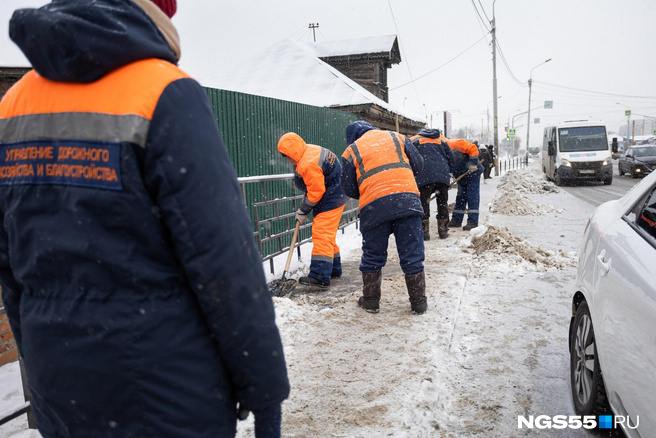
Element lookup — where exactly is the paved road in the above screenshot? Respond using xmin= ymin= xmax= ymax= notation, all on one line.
xmin=562 ymin=163 xmax=644 ymax=207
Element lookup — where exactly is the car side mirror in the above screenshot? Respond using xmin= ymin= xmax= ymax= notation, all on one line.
xmin=547 ymin=141 xmax=555 ymax=156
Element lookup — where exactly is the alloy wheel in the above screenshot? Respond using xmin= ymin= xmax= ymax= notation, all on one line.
xmin=574 ymin=313 xmax=595 ymax=405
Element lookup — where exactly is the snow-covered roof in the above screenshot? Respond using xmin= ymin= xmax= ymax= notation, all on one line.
xmin=202 ymin=38 xmax=422 ymax=122
xmin=314 ymin=34 xmax=398 ymax=59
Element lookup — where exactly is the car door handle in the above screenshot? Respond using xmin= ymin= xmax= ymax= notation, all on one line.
xmin=597 ymin=249 xmax=611 ymax=276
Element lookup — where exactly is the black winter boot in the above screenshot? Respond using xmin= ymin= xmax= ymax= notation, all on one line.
xmin=462 ymin=222 xmax=479 ymax=231
xmin=437 ymin=219 xmax=449 ymax=239
xmin=422 ymin=219 xmax=430 ymax=241
xmin=358 ymin=271 xmax=382 ymax=313
xmin=405 ymin=271 xmax=427 ymax=314
xmin=299 ymin=275 xmax=329 ymax=289
xmin=447 ymin=219 xmax=462 ymax=228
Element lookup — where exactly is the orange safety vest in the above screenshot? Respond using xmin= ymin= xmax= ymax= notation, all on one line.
xmin=342 ymin=129 xmax=419 ymax=209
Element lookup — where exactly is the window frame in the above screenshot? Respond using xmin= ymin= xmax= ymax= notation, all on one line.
xmin=623 ymin=181 xmax=656 ymax=250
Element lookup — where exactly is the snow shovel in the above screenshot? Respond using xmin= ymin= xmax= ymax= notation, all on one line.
xmin=449 ymin=168 xmax=476 ymax=188
xmin=268 ymin=221 xmax=300 ymax=297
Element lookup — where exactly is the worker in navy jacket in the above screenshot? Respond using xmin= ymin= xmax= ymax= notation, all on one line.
xmin=411 ymin=128 xmax=454 ymax=240
xmin=0 ymin=1 xmax=289 ymax=437
xmin=447 ymin=139 xmax=484 ymax=230
xmin=341 ymin=121 xmax=428 ymax=314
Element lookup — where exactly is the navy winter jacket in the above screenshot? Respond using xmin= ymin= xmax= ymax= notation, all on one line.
xmin=1 ymin=1 xmax=289 ymax=437
xmin=411 ymin=129 xmax=454 ymax=186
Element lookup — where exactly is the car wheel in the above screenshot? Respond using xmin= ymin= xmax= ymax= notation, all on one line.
xmin=570 ymin=301 xmax=610 ymax=415
xmin=555 ymin=172 xmax=563 ymax=186
xmin=603 ymin=176 xmax=612 ymax=185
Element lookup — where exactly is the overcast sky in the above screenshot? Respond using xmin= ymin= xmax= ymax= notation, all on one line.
xmin=2 ymin=0 xmax=656 ymax=143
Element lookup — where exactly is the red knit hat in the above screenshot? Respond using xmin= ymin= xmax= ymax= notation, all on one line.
xmin=150 ymin=0 xmax=177 ymax=18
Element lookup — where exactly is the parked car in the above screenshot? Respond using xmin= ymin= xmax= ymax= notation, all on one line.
xmin=618 ymin=144 xmax=656 ymax=177
xmin=569 ymin=170 xmax=656 ymax=437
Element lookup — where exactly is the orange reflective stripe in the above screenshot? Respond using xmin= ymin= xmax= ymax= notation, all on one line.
xmin=0 ymin=58 xmax=188 ymax=120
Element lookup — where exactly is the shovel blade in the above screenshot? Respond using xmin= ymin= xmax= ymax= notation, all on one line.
xmin=268 ymin=278 xmax=297 ymax=297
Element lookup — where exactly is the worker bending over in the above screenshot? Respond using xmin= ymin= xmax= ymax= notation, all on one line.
xmin=447 ymin=139 xmax=484 ymax=230
xmin=341 ymin=121 xmax=427 ymax=314
xmin=278 ymin=132 xmax=345 ymax=289
xmin=411 ymin=128 xmax=454 ymax=240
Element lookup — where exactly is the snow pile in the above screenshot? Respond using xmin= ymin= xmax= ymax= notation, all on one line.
xmin=490 ymin=190 xmax=556 ymax=216
xmin=470 ymin=226 xmax=572 ymax=269
xmin=497 ymin=169 xmax=559 ymax=194
xmin=490 ymin=169 xmax=559 ymax=216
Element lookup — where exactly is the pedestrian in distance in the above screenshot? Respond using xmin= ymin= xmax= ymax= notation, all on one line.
xmin=447 ymin=138 xmax=484 ymax=231
xmin=410 ymin=128 xmax=454 ymax=240
xmin=479 ymin=144 xmax=493 ymax=179
xmin=341 ymin=120 xmax=427 ymax=315
xmin=0 ymin=1 xmax=289 ymax=437
xmin=278 ymin=132 xmax=345 ymax=289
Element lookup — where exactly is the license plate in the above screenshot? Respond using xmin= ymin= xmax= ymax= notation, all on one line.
xmin=579 ymin=170 xmax=595 ymax=174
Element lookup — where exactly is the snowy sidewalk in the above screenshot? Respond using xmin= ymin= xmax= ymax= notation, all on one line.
xmin=1 ymin=168 xmax=599 ymax=437
xmin=237 ymin=168 xmax=598 ymax=437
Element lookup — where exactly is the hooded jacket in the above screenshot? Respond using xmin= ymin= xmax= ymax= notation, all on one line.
xmin=411 ymin=128 xmax=454 ymax=186
xmin=0 ymin=1 xmax=289 ymax=436
xmin=341 ymin=121 xmax=424 ymax=231
xmin=277 ymin=132 xmax=344 ymax=215
xmin=447 ymin=138 xmax=484 ymax=177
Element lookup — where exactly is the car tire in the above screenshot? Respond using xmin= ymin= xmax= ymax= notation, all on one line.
xmin=570 ymin=301 xmax=610 ymax=415
xmin=555 ymin=172 xmax=564 ymax=186
xmin=603 ymin=176 xmax=612 ymax=185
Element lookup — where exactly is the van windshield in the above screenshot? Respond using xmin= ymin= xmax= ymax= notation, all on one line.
xmin=558 ymin=126 xmax=608 ymax=152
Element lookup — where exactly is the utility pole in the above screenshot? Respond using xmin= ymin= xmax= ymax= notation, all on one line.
xmin=491 ymin=1 xmax=500 ymax=175
xmin=308 ymin=22 xmax=320 ymax=43
xmin=526 ymin=58 xmax=551 ymax=161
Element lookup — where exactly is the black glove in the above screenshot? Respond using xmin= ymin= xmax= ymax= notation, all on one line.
xmin=254 ymin=405 xmax=282 ymax=438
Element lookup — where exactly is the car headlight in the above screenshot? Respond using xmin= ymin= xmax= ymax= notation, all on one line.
xmin=602 ymin=159 xmax=609 ymax=166
xmin=561 ymin=158 xmax=572 ymax=167
xmin=636 ymin=168 xmax=642 ymax=172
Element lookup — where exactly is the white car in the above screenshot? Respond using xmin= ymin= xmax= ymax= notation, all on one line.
xmin=570 ymin=169 xmax=656 ymax=436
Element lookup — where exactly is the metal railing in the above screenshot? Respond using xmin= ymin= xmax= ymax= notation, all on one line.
xmin=498 ymin=155 xmax=529 ymax=175
xmin=237 ymin=174 xmax=359 ymax=274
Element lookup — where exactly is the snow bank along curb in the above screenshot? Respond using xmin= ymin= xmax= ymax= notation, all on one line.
xmin=490 ymin=168 xmax=561 ymax=216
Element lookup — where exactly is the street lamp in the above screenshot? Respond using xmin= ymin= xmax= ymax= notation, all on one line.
xmin=526 ymin=58 xmax=551 ymax=158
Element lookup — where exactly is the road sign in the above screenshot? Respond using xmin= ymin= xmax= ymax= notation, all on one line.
xmin=625 ymin=109 xmax=631 ymax=117
xmin=507 ymin=128 xmax=516 ymax=139
xmin=544 ymin=100 xmax=553 ymax=109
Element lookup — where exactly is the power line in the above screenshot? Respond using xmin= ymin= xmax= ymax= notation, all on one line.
xmin=495 ymin=39 xmax=523 ymax=85
xmin=386 ymin=0 xmax=422 ymax=107
xmin=391 ymin=34 xmax=489 ymax=90
xmin=477 ymin=0 xmax=491 ymax=22
xmin=470 ymin=0 xmax=490 ymax=32
xmin=533 ymin=80 xmax=656 ymax=100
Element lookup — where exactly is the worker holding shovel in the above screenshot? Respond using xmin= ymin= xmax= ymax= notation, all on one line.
xmin=278 ymin=132 xmax=345 ymax=289
xmin=447 ymin=138 xmax=484 ymax=230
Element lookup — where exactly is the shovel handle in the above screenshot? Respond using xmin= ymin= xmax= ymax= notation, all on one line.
xmin=282 ymin=221 xmax=300 ymax=276
xmin=450 ymin=169 xmax=475 ymax=187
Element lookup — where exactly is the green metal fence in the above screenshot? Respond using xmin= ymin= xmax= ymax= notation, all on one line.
xmin=204 ymin=88 xmax=358 ymax=260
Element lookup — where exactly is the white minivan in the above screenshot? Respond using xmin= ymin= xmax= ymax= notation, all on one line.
xmin=542 ymin=121 xmax=613 ymax=186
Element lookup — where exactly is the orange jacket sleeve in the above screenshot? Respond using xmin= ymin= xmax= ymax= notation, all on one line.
xmin=297 ymin=160 xmax=326 ymax=212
